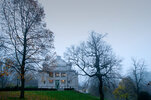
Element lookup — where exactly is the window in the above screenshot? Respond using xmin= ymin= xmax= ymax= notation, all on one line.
xmin=49 ymin=80 xmax=53 ymax=83
xmin=61 ymin=73 xmax=66 ymax=77
xmin=49 ymin=72 xmax=53 ymax=77
xmin=55 ymin=72 xmax=59 ymax=77
xmin=61 ymin=80 xmax=66 ymax=84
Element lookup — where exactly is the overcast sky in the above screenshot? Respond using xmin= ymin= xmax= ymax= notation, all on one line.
xmin=39 ymin=0 xmax=151 ymax=74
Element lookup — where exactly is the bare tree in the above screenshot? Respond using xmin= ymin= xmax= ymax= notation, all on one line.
xmin=65 ymin=31 xmax=121 ymax=100
xmin=131 ymin=58 xmax=146 ymax=100
xmin=0 ymin=0 xmax=54 ymax=98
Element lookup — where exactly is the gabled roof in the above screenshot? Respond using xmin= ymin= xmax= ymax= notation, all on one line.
xmin=39 ymin=56 xmax=72 ymax=72
xmin=55 ymin=56 xmax=67 ymax=67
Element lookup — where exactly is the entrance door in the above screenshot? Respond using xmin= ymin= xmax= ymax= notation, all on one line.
xmin=55 ymin=80 xmax=60 ymax=89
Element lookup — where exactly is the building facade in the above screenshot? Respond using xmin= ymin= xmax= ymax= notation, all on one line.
xmin=38 ymin=56 xmax=78 ymax=90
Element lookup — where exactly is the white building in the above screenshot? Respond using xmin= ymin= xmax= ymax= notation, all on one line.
xmin=38 ymin=56 xmax=78 ymax=90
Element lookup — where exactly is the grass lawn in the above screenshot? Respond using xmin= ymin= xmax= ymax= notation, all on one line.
xmin=0 ymin=90 xmax=99 ymax=100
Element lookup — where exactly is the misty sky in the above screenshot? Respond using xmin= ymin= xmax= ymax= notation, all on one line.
xmin=39 ymin=0 xmax=151 ymax=74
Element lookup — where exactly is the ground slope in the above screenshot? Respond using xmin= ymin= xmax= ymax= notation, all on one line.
xmin=0 ymin=90 xmax=99 ymax=100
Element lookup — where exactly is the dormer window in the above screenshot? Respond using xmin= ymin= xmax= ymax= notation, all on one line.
xmin=61 ymin=73 xmax=66 ymax=77
xmin=55 ymin=72 xmax=59 ymax=77
xmin=49 ymin=72 xmax=53 ymax=77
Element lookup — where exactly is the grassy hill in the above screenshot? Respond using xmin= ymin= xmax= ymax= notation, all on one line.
xmin=0 ymin=90 xmax=99 ymax=100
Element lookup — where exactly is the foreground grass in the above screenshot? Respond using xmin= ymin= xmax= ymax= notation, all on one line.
xmin=0 ymin=90 xmax=99 ymax=100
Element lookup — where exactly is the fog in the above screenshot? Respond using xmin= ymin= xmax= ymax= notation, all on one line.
xmin=38 ymin=0 xmax=151 ymax=75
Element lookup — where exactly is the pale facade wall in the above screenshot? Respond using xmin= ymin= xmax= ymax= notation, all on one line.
xmin=38 ymin=56 xmax=78 ymax=90
xmin=38 ymin=71 xmax=78 ymax=89
xmin=67 ymin=71 xmax=78 ymax=90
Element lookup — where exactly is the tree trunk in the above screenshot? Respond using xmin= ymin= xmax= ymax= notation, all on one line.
xmin=136 ymin=85 xmax=139 ymax=100
xmin=20 ymin=67 xmax=25 ymax=98
xmin=20 ymin=77 xmax=24 ymax=98
xmin=99 ymin=76 xmax=104 ymax=100
xmin=136 ymin=92 xmax=139 ymax=100
xmin=20 ymin=30 xmax=27 ymax=99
